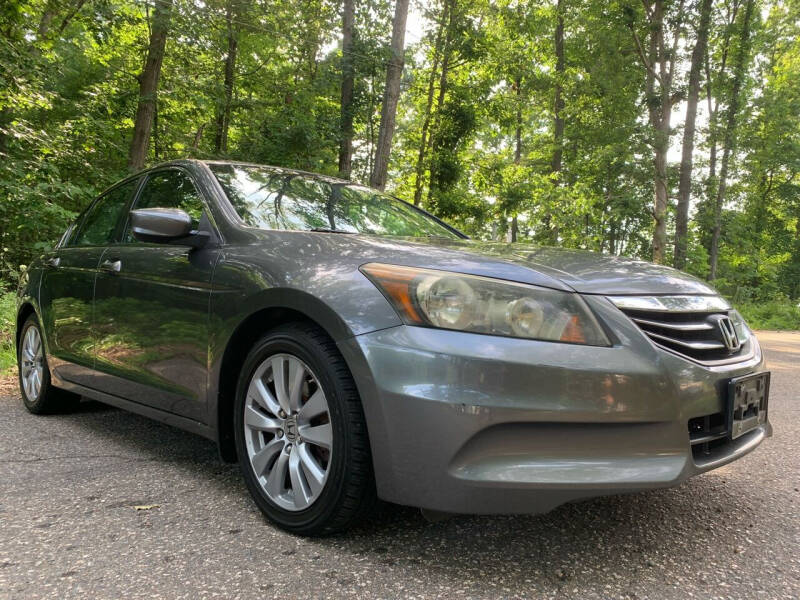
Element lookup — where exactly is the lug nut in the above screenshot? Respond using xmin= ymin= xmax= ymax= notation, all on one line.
xmin=278 ymin=410 xmax=287 ymax=419
xmin=276 ymin=430 xmax=284 ymax=438
xmin=285 ymin=444 xmax=292 ymax=454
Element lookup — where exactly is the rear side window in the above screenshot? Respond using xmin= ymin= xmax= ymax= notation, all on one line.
xmin=72 ymin=179 xmax=138 ymax=246
xmin=124 ymin=170 xmax=205 ymax=242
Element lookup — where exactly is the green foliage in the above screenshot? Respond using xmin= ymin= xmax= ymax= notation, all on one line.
xmin=736 ymin=299 xmax=800 ymax=330
xmin=0 ymin=0 xmax=797 ymax=307
xmin=0 ymin=291 xmax=16 ymax=373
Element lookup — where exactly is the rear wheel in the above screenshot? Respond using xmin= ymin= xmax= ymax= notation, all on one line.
xmin=18 ymin=315 xmax=80 ymax=414
xmin=234 ymin=322 xmax=375 ymax=535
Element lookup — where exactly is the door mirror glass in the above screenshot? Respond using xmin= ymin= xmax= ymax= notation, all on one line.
xmin=130 ymin=208 xmax=193 ymax=243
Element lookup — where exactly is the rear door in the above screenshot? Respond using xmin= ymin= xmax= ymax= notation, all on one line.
xmin=91 ymin=167 xmax=219 ymax=422
xmin=39 ymin=179 xmax=139 ymax=387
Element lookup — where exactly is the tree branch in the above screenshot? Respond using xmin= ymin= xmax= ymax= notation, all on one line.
xmin=667 ymin=0 xmax=686 ymax=83
xmin=640 ymin=0 xmax=654 ymax=21
xmin=628 ymin=23 xmax=662 ymax=83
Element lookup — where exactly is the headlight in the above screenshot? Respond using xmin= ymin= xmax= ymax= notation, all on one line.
xmin=729 ymin=309 xmax=751 ymax=344
xmin=360 ymin=263 xmax=610 ymax=346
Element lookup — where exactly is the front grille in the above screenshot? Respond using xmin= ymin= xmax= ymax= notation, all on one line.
xmin=607 ymin=295 xmax=753 ymax=364
xmin=618 ymin=306 xmax=742 ymax=361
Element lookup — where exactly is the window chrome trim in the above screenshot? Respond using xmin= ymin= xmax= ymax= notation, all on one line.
xmin=607 ymin=295 xmax=731 ymax=313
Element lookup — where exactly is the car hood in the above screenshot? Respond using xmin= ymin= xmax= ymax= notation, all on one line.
xmin=359 ymin=236 xmax=718 ymax=296
xmin=249 ymin=231 xmax=719 ymax=296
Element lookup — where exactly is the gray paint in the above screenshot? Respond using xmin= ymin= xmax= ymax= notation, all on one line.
xmin=17 ymin=159 xmax=770 ymax=515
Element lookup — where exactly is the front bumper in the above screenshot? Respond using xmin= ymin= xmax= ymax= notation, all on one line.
xmin=338 ymin=296 xmax=771 ymax=514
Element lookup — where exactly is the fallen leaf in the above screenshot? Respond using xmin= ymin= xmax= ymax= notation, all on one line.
xmin=133 ymin=504 xmax=160 ymax=511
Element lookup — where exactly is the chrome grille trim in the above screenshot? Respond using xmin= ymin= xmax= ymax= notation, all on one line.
xmin=644 ymin=330 xmax=726 ymax=351
xmin=608 ymin=295 xmax=731 ymax=313
xmin=609 ymin=295 xmax=751 ymax=364
xmin=630 ymin=317 xmax=714 ymax=332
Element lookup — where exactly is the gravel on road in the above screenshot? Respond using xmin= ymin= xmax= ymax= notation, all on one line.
xmin=0 ymin=332 xmax=798 ymax=599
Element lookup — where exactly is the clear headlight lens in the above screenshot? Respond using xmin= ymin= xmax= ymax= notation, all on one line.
xmin=729 ymin=309 xmax=751 ymax=344
xmin=360 ymin=263 xmax=610 ymax=346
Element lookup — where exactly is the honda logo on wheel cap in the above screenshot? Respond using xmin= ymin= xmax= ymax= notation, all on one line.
xmin=710 ymin=314 xmax=741 ymax=352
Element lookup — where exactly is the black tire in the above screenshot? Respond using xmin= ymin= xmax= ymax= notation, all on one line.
xmin=17 ymin=315 xmax=81 ymax=414
xmin=233 ymin=322 xmax=376 ymax=536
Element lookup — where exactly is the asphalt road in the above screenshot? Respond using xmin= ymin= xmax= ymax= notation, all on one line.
xmin=1 ymin=332 xmax=798 ymax=600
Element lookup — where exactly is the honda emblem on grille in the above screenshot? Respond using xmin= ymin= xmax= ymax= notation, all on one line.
xmin=710 ymin=314 xmax=741 ymax=352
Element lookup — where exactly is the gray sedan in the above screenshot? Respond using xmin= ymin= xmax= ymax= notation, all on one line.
xmin=16 ymin=160 xmax=771 ymax=535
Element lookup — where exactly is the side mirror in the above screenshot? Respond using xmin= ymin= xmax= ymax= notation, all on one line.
xmin=130 ymin=208 xmax=208 ymax=248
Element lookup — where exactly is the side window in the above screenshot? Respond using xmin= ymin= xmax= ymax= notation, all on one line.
xmin=72 ymin=179 xmax=138 ymax=247
xmin=57 ymin=222 xmax=76 ymax=248
xmin=125 ymin=170 xmax=205 ymax=243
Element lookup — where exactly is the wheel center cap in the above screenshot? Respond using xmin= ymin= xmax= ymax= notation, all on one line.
xmin=284 ymin=416 xmax=298 ymax=441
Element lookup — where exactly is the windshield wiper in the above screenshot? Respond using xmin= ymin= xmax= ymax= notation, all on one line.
xmin=308 ymin=227 xmax=357 ymax=234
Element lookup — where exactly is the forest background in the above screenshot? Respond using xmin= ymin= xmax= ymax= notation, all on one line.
xmin=1 ymin=0 xmax=799 ymax=371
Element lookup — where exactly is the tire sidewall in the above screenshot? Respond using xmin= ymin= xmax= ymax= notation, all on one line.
xmin=18 ymin=316 xmax=51 ymax=411
xmin=233 ymin=328 xmax=354 ymax=532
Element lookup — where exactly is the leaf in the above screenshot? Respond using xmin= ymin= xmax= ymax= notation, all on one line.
xmin=133 ymin=504 xmax=160 ymax=511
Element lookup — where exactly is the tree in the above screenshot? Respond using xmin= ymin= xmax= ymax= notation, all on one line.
xmin=544 ymin=0 xmax=565 ymax=244
xmin=370 ymin=0 xmax=410 ymax=190
xmin=214 ymin=0 xmax=240 ymax=154
xmin=627 ymin=0 xmax=687 ymax=264
xmin=674 ymin=0 xmax=713 ymax=269
xmin=1 ymin=0 xmax=797 ymax=308
xmin=337 ymin=0 xmax=355 ymax=178
xmin=128 ymin=0 xmax=173 ymax=171
xmin=412 ymin=0 xmax=452 ymax=205
xmin=709 ymin=0 xmax=756 ymax=280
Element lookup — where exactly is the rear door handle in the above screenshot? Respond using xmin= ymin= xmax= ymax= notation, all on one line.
xmin=100 ymin=259 xmax=121 ymax=273
xmin=46 ymin=257 xmax=60 ymax=268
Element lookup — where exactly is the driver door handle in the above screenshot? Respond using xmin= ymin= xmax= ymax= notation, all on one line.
xmin=100 ymin=259 xmax=122 ymax=273
xmin=46 ymin=257 xmax=61 ymax=268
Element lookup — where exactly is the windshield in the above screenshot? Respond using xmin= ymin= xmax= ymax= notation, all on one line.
xmin=210 ymin=163 xmax=461 ymax=238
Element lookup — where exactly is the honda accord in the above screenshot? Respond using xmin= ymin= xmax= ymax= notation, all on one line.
xmin=16 ymin=160 xmax=771 ymax=535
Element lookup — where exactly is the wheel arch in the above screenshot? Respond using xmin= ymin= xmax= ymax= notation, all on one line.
xmin=213 ymin=295 xmax=359 ymax=463
xmin=15 ymin=302 xmax=37 ymax=348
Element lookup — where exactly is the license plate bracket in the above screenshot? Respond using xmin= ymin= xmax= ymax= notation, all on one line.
xmin=728 ymin=372 xmax=770 ymax=439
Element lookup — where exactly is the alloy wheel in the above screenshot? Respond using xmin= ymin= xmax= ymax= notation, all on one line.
xmin=243 ymin=353 xmax=333 ymax=511
xmin=20 ymin=325 xmax=44 ymax=401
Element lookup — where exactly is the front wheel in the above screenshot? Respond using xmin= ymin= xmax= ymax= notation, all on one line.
xmin=18 ymin=315 xmax=80 ymax=414
xmin=234 ymin=322 xmax=376 ymax=535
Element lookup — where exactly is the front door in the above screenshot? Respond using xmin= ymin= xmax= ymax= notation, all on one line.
xmin=39 ymin=179 xmax=139 ymax=387
xmin=91 ymin=168 xmax=218 ymax=422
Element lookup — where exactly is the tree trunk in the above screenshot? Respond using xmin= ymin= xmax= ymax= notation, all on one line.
xmin=56 ymin=0 xmax=87 ymax=35
xmin=543 ymin=0 xmax=565 ymax=244
xmin=191 ymin=124 xmax=206 ymax=153
xmin=425 ymin=0 xmax=456 ymax=207
xmin=705 ymin=48 xmax=718 ymax=205
xmin=509 ymin=76 xmax=523 ymax=243
xmin=214 ymin=0 xmax=238 ymax=155
xmin=412 ymin=0 xmax=450 ymax=206
xmin=703 ymin=1 xmax=736 ymax=256
xmin=550 ymin=0 xmax=565 ymax=177
xmin=629 ymin=0 xmax=685 ymax=264
xmin=36 ymin=0 xmax=59 ymax=41
xmin=128 ymin=0 xmax=172 ymax=172
xmin=369 ymin=0 xmax=410 ymax=190
xmin=674 ymin=0 xmax=712 ymax=270
xmin=153 ymin=97 xmax=159 ymax=159
xmin=709 ymin=0 xmax=755 ymax=280
xmin=337 ymin=0 xmax=355 ymax=178
xmin=651 ymin=0 xmax=669 ymax=265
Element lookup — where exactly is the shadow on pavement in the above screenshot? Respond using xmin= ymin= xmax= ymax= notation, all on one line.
xmin=59 ymin=393 xmax=776 ymax=589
